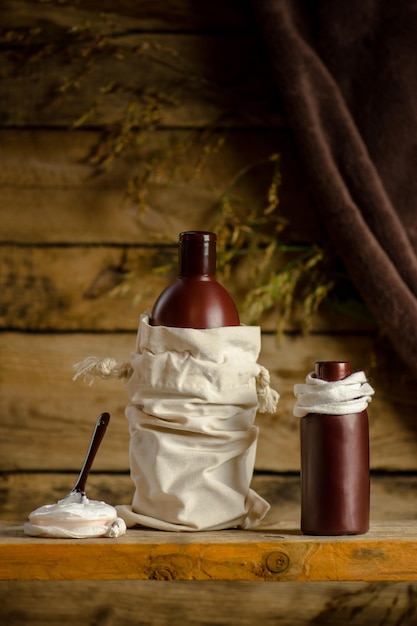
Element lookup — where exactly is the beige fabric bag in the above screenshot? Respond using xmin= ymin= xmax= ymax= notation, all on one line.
xmin=74 ymin=314 xmax=279 ymax=531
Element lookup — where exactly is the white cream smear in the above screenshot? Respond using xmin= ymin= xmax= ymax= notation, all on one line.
xmin=24 ymin=491 xmax=127 ymax=538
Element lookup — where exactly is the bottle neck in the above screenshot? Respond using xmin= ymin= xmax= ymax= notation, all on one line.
xmin=315 ymin=361 xmax=352 ymax=382
xmin=178 ymin=231 xmax=216 ymax=277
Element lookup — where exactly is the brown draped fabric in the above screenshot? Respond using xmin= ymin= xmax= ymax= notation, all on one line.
xmin=251 ymin=0 xmax=417 ymax=378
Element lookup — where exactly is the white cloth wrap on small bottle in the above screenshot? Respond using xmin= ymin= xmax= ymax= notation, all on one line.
xmin=115 ymin=315 xmax=274 ymax=531
xmin=293 ymin=371 xmax=374 ymax=417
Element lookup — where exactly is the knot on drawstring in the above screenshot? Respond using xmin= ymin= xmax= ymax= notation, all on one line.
xmin=72 ymin=356 xmax=133 ymax=386
xmin=256 ymin=365 xmax=280 ymax=414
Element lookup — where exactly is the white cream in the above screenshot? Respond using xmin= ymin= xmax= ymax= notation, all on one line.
xmin=24 ymin=492 xmax=126 ymax=538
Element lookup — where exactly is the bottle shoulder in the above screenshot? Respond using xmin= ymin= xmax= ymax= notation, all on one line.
xmin=150 ymin=277 xmax=240 ymax=328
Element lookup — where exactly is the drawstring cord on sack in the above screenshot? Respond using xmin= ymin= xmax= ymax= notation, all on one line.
xmin=73 ymin=357 xmax=279 ymax=414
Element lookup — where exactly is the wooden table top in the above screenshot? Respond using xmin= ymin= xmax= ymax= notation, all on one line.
xmin=1 ymin=521 xmax=417 ymax=582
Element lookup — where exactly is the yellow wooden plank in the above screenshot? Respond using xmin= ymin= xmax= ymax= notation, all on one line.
xmin=1 ymin=522 xmax=417 ymax=582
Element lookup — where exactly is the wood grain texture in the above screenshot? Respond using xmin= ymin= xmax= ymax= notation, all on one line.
xmin=3 ymin=473 xmax=417 ymax=525
xmin=1 ymin=332 xmax=416 ymax=473
xmin=1 ymin=0 xmax=252 ymax=33
xmin=1 ymin=1 xmax=415 ymax=623
xmin=0 ymin=128 xmax=315 ymax=244
xmin=2 ymin=474 xmax=417 ymax=624
xmin=0 ymin=245 xmax=171 ymax=330
xmin=3 ymin=579 xmax=413 ymax=626
xmin=0 ymin=32 xmax=280 ymax=128
xmin=1 ymin=521 xmax=417 ymax=582
xmin=0 ymin=244 xmax=373 ymax=332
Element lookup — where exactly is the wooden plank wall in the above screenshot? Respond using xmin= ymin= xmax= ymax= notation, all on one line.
xmin=1 ymin=1 xmax=417 ymax=624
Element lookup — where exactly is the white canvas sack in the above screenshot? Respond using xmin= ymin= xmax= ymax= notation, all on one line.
xmin=74 ymin=314 xmax=279 ymax=531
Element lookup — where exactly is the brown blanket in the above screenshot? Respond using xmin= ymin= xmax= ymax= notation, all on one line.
xmin=251 ymin=0 xmax=417 ymax=378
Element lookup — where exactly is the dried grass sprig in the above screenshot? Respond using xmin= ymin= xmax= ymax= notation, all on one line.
xmin=212 ymin=154 xmax=335 ymax=331
xmin=0 ymin=14 xmax=360 ymax=333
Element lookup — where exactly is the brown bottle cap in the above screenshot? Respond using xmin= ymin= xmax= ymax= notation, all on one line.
xmin=315 ymin=361 xmax=352 ymax=381
xmin=179 ymin=231 xmax=216 ymax=277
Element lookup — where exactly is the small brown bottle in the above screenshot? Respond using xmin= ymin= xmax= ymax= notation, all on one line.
xmin=300 ymin=361 xmax=370 ymax=535
xmin=150 ymin=231 xmax=240 ymax=328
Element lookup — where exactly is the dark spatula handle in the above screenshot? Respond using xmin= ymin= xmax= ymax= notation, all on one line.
xmin=71 ymin=412 xmax=110 ymax=496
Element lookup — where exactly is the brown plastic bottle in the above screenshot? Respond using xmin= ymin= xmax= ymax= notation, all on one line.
xmin=300 ymin=361 xmax=370 ymax=535
xmin=150 ymin=231 xmax=240 ymax=328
